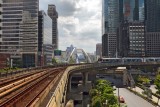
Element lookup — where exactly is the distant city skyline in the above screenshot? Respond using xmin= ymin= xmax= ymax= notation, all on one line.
xmin=39 ymin=0 xmax=145 ymax=53
xmin=40 ymin=0 xmax=101 ymax=53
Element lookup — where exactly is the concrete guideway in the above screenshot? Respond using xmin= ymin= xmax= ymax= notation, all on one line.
xmin=47 ymin=63 xmax=159 ymax=107
xmin=1 ymin=62 xmax=159 ymax=107
xmin=115 ymin=88 xmax=154 ymax=107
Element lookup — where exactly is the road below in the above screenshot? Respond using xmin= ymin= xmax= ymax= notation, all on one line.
xmin=115 ymin=88 xmax=154 ymax=107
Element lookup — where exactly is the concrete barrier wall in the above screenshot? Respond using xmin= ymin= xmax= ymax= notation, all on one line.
xmin=46 ymin=66 xmax=80 ymax=107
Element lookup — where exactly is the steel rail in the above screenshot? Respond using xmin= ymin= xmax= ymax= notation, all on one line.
xmin=0 ymin=67 xmax=65 ymax=107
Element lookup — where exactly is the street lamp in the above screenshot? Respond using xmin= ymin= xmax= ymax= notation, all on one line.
xmin=118 ymin=87 xmax=120 ymax=107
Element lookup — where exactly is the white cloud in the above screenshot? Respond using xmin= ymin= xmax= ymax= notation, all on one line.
xmin=40 ymin=0 xmax=102 ymax=53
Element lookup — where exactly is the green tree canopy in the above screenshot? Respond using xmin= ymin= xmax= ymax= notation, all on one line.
xmin=155 ymin=75 xmax=160 ymax=95
xmin=91 ymin=96 xmax=102 ymax=107
xmin=90 ymin=79 xmax=118 ymax=107
xmin=52 ymin=58 xmax=57 ymax=64
xmin=137 ymin=75 xmax=150 ymax=85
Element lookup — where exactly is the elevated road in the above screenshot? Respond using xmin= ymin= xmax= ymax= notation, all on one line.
xmin=115 ymin=88 xmax=154 ymax=107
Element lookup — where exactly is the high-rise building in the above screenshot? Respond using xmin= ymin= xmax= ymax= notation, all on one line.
xmin=145 ymin=0 xmax=160 ymax=32
xmin=119 ymin=0 xmax=124 ymax=22
xmin=124 ymin=0 xmax=139 ymax=21
xmin=38 ymin=11 xmax=53 ymax=66
xmin=102 ymin=0 xmax=119 ymax=57
xmin=146 ymin=32 xmax=160 ymax=57
xmin=0 ymin=0 xmax=39 ymax=67
xmin=144 ymin=0 xmax=160 ymax=57
xmin=47 ymin=4 xmax=58 ymax=49
xmin=118 ymin=21 xmax=145 ymax=57
xmin=139 ymin=0 xmax=144 ymax=21
xmin=139 ymin=4 xmax=144 ymax=21
xmin=102 ymin=34 xmax=108 ymax=57
xmin=134 ymin=0 xmax=139 ymax=20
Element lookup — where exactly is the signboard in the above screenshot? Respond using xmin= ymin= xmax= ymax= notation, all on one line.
xmin=54 ymin=50 xmax=61 ymax=56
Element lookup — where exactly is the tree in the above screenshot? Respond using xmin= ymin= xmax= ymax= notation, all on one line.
xmin=89 ymin=89 xmax=99 ymax=97
xmin=137 ymin=75 xmax=150 ymax=85
xmin=155 ymin=75 xmax=160 ymax=104
xmin=91 ymin=96 xmax=103 ymax=107
xmin=69 ymin=57 xmax=75 ymax=64
xmin=142 ymin=87 xmax=152 ymax=99
xmin=52 ymin=58 xmax=57 ymax=64
xmin=89 ymin=79 xmax=118 ymax=107
xmin=155 ymin=75 xmax=160 ymax=95
xmin=103 ymin=94 xmax=118 ymax=106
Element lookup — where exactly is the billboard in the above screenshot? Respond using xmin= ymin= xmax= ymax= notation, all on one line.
xmin=54 ymin=50 xmax=61 ymax=56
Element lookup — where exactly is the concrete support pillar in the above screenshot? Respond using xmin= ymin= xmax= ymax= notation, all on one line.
xmin=82 ymin=72 xmax=88 ymax=86
xmin=88 ymin=71 xmax=96 ymax=83
xmin=123 ymin=69 xmax=128 ymax=86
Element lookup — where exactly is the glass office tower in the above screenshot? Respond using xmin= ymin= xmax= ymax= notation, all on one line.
xmin=38 ymin=11 xmax=53 ymax=66
xmin=124 ymin=0 xmax=139 ymax=21
xmin=47 ymin=4 xmax=58 ymax=49
xmin=102 ymin=0 xmax=119 ymax=57
xmin=145 ymin=0 xmax=160 ymax=32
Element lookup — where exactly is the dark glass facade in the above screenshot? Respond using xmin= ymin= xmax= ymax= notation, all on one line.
xmin=22 ymin=54 xmax=35 ymax=68
xmin=102 ymin=0 xmax=119 ymax=57
xmin=123 ymin=0 xmax=139 ymax=21
xmin=38 ymin=11 xmax=53 ymax=66
xmin=145 ymin=0 xmax=160 ymax=32
xmin=47 ymin=4 xmax=58 ymax=49
xmin=102 ymin=34 xmax=108 ymax=57
xmin=146 ymin=32 xmax=160 ymax=57
xmin=118 ymin=21 xmax=145 ymax=57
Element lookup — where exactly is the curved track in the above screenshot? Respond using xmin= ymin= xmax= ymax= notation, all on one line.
xmin=0 ymin=67 xmax=66 ymax=107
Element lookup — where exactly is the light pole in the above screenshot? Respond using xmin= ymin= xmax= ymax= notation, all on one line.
xmin=118 ymin=87 xmax=120 ymax=107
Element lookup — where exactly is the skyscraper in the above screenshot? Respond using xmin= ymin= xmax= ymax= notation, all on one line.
xmin=145 ymin=0 xmax=160 ymax=56
xmin=38 ymin=11 xmax=53 ymax=66
xmin=139 ymin=4 xmax=144 ymax=21
xmin=119 ymin=0 xmax=124 ymax=22
xmin=139 ymin=0 xmax=144 ymax=21
xmin=102 ymin=0 xmax=119 ymax=57
xmin=47 ymin=4 xmax=58 ymax=49
xmin=124 ymin=0 xmax=139 ymax=21
xmin=134 ymin=0 xmax=139 ymax=20
xmin=146 ymin=32 xmax=160 ymax=57
xmin=0 ymin=0 xmax=39 ymax=67
xmin=145 ymin=0 xmax=160 ymax=32
xmin=118 ymin=21 xmax=145 ymax=57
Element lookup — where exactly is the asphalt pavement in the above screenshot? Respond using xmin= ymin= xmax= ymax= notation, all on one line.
xmin=115 ymin=88 xmax=154 ymax=107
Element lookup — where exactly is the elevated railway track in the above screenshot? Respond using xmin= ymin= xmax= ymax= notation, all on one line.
xmin=0 ymin=67 xmax=66 ymax=107
xmin=0 ymin=62 xmax=160 ymax=107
